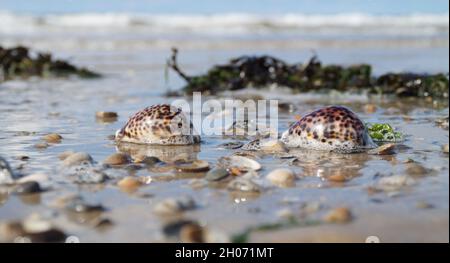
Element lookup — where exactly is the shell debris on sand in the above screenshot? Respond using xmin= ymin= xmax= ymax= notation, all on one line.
xmin=266 ymin=168 xmax=296 ymax=187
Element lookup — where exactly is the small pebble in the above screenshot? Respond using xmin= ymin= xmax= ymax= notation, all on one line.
xmin=118 ymin=176 xmax=143 ymax=192
xmin=42 ymin=133 xmax=62 ymax=144
xmin=58 ymin=151 xmax=75 ymax=160
xmin=323 ymin=207 xmax=353 ymax=223
xmin=18 ymin=173 xmax=49 ymax=185
xmin=62 ymin=152 xmax=93 ymax=167
xmin=65 ymin=197 xmax=105 ymax=213
xmin=266 ymin=168 xmax=295 ymax=187
xmin=133 ymin=156 xmax=161 ymax=165
xmin=364 ymin=104 xmax=377 ymax=114
xmin=72 ymin=168 xmax=108 ymax=184
xmin=205 ymin=168 xmax=229 ymax=181
xmin=95 ymin=111 xmax=118 ymax=118
xmin=218 ymin=156 xmax=262 ymax=171
xmin=416 ymin=201 xmax=434 ymax=209
xmin=153 ymin=197 xmax=196 ymax=216
xmin=368 ymin=143 xmax=396 ymax=155
xmin=227 ymin=178 xmax=261 ymax=193
xmin=327 ymin=174 xmax=347 ymax=182
xmin=13 ymin=181 xmax=42 ymax=195
xmin=377 ymin=174 xmax=416 ymax=189
xmin=104 ymin=153 xmax=130 ymax=165
xmin=175 ymin=160 xmax=210 ymax=173
xmin=34 ymin=142 xmax=49 ymax=149
xmin=260 ymin=139 xmax=288 ymax=153
xmin=180 ymin=223 xmax=204 ymax=243
xmin=442 ymin=144 xmax=449 ymax=154
xmin=405 ymin=163 xmax=430 ymax=177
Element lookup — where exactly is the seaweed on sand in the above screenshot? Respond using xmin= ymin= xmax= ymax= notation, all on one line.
xmin=167 ymin=48 xmax=449 ymax=99
xmin=0 ymin=45 xmax=101 ymax=82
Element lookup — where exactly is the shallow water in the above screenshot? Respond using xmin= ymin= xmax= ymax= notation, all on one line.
xmin=0 ymin=47 xmax=449 ymax=243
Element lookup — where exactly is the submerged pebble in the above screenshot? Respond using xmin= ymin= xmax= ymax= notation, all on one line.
xmin=442 ymin=144 xmax=449 ymax=154
xmin=405 ymin=163 xmax=431 ymax=177
xmin=175 ymin=160 xmax=210 ymax=173
xmin=104 ymin=153 xmax=130 ymax=165
xmin=42 ymin=133 xmax=62 ymax=144
xmin=58 ymin=151 xmax=75 ymax=160
xmin=72 ymin=168 xmax=108 ymax=184
xmin=118 ymin=176 xmax=143 ymax=192
xmin=34 ymin=142 xmax=49 ymax=149
xmin=218 ymin=156 xmax=262 ymax=172
xmin=260 ymin=139 xmax=288 ymax=153
xmin=323 ymin=207 xmax=353 ymax=223
xmin=62 ymin=152 xmax=93 ymax=167
xmin=377 ymin=175 xmax=416 ymax=190
xmin=266 ymin=168 xmax=296 ymax=187
xmin=153 ymin=196 xmax=196 ymax=216
xmin=205 ymin=168 xmax=230 ymax=182
xmin=96 ymin=111 xmax=118 ymax=119
xmin=65 ymin=197 xmax=105 ymax=213
xmin=180 ymin=223 xmax=205 ymax=243
xmin=227 ymin=178 xmax=261 ymax=193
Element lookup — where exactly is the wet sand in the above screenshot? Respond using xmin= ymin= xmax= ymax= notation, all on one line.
xmin=0 ymin=48 xmax=448 ymax=243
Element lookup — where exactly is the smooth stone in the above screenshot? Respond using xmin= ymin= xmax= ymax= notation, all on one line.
xmin=34 ymin=142 xmax=49 ymax=149
xmin=73 ymin=168 xmax=108 ymax=184
xmin=405 ymin=163 xmax=431 ymax=177
xmin=327 ymin=174 xmax=347 ymax=182
xmin=175 ymin=160 xmax=210 ymax=173
xmin=364 ymin=104 xmax=377 ymax=114
xmin=153 ymin=197 xmax=196 ymax=216
xmin=205 ymin=168 xmax=229 ymax=181
xmin=266 ymin=168 xmax=295 ymax=187
xmin=17 ymin=173 xmax=49 ymax=184
xmin=133 ymin=156 xmax=161 ymax=165
xmin=22 ymin=214 xmax=52 ymax=233
xmin=0 ymin=156 xmax=18 ymax=185
xmin=42 ymin=133 xmax=62 ymax=143
xmin=218 ymin=156 xmax=262 ymax=171
xmin=227 ymin=178 xmax=261 ymax=193
xmin=62 ymin=152 xmax=93 ymax=167
xmin=118 ymin=176 xmax=143 ymax=192
xmin=65 ymin=197 xmax=105 ymax=213
xmin=377 ymin=175 xmax=416 ymax=189
xmin=13 ymin=181 xmax=42 ymax=195
xmin=260 ymin=139 xmax=288 ymax=153
xmin=58 ymin=151 xmax=75 ymax=160
xmin=416 ymin=201 xmax=434 ymax=209
xmin=368 ymin=143 xmax=396 ymax=155
xmin=180 ymin=223 xmax=204 ymax=243
xmin=442 ymin=144 xmax=449 ymax=154
xmin=323 ymin=207 xmax=353 ymax=223
xmin=103 ymin=153 xmax=130 ymax=165
xmin=96 ymin=111 xmax=118 ymax=118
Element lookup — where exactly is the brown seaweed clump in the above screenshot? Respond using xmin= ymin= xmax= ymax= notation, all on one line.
xmin=167 ymin=48 xmax=448 ymax=99
xmin=0 ymin=45 xmax=101 ymax=82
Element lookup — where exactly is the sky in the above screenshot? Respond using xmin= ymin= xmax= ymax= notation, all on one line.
xmin=0 ymin=0 xmax=449 ymax=15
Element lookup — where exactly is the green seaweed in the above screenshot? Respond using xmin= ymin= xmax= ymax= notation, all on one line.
xmin=367 ymin=123 xmax=403 ymax=142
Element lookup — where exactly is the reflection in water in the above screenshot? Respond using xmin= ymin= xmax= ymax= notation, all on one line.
xmin=288 ymin=149 xmax=371 ymax=180
xmin=116 ymin=142 xmax=201 ymax=164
